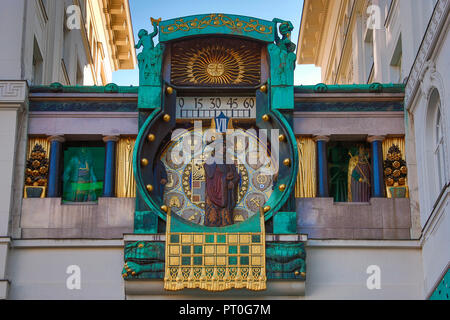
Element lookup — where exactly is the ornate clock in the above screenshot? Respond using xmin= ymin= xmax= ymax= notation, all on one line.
xmin=124 ymin=14 xmax=303 ymax=292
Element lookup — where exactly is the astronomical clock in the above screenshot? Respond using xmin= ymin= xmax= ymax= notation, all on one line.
xmin=123 ymin=14 xmax=305 ymax=293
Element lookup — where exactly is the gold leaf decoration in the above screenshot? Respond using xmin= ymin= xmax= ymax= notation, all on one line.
xmin=171 ymin=38 xmax=261 ymax=86
xmin=161 ymin=14 xmax=273 ymax=35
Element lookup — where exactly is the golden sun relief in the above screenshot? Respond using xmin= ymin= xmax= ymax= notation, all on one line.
xmin=171 ymin=38 xmax=261 ymax=86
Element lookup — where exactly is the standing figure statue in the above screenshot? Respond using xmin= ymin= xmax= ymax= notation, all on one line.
xmin=63 ymin=147 xmax=99 ymax=202
xmin=269 ymin=18 xmax=296 ymax=86
xmin=348 ymin=146 xmax=371 ymax=202
xmin=272 ymin=18 xmax=296 ymax=53
xmin=135 ymin=18 xmax=163 ymax=86
xmin=203 ymin=145 xmax=240 ymax=227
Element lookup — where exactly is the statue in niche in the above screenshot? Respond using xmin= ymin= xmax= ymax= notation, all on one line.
xmin=203 ymin=145 xmax=240 ymax=227
xmin=268 ymin=18 xmax=296 ymax=86
xmin=328 ymin=143 xmax=349 ymax=202
xmin=135 ymin=18 xmax=163 ymax=86
xmin=63 ymin=147 xmax=98 ymax=202
xmin=348 ymin=145 xmax=371 ymax=202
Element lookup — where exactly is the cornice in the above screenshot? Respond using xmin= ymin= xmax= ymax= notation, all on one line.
xmin=296 ymin=0 xmax=330 ymax=65
xmin=405 ymin=0 xmax=449 ymax=109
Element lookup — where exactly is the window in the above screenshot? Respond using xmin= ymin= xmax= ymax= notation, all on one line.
xmin=62 ymin=141 xmax=105 ymax=203
xmin=32 ymin=38 xmax=43 ymax=85
xmin=76 ymin=61 xmax=83 ymax=85
xmin=427 ymin=89 xmax=448 ymax=203
xmin=435 ymin=107 xmax=447 ymax=191
xmin=62 ymin=11 xmax=72 ymax=85
xmin=390 ymin=35 xmax=403 ymax=83
xmin=364 ymin=30 xmax=374 ymax=83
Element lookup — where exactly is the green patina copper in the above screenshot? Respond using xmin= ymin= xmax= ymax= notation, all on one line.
xmin=294 ymin=83 xmax=405 ymax=94
xmin=135 ymin=20 xmax=164 ymax=109
xmin=123 ymin=241 xmax=306 ymax=280
xmin=268 ymin=18 xmax=296 ymax=111
xmin=295 ymin=101 xmax=404 ymax=112
xmin=266 ymin=242 xmax=306 ymax=280
xmin=122 ymin=241 xmax=165 ymax=279
xmin=429 ymin=269 xmax=450 ymax=300
xmin=158 ymin=14 xmax=275 ymax=43
xmin=273 ymin=212 xmax=297 ymax=234
xmin=169 ymin=212 xmax=261 ymax=233
xmin=261 ymin=19 xmax=298 ymax=228
xmin=30 ymin=83 xmax=138 ymax=94
xmin=133 ymin=108 xmax=164 ymax=231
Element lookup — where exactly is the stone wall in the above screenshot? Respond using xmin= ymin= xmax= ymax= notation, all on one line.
xmin=20 ymin=198 xmax=134 ymax=239
xmin=297 ymin=198 xmax=412 ymax=240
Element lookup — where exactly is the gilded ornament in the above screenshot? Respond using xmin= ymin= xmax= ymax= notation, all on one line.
xmin=263 ymin=206 xmax=271 ymax=213
xmin=147 ymin=134 xmax=155 ymax=142
xmin=166 ymin=86 xmax=173 ymax=95
xmin=260 ymin=85 xmax=267 ymax=93
xmin=141 ymin=158 xmax=149 ymax=166
xmin=400 ymin=166 xmax=407 ymax=174
xmin=160 ymin=205 xmax=168 ymax=212
xmin=393 ymin=161 xmax=401 ymax=168
xmin=262 ymin=114 xmax=270 ymax=121
xmin=393 ymin=170 xmax=401 ymax=178
xmin=278 ymin=134 xmax=286 ymax=142
xmin=283 ymin=158 xmax=291 ymax=166
xmin=171 ymin=38 xmax=261 ymax=86
xmin=160 ymin=14 xmax=273 ymax=35
xmin=146 ymin=184 xmax=154 ymax=192
xmin=163 ymin=114 xmax=171 ymax=122
xmin=278 ymin=184 xmax=286 ymax=192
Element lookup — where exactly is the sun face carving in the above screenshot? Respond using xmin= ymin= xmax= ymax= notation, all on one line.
xmin=171 ymin=38 xmax=261 ymax=86
xmin=206 ymin=63 xmax=225 ymax=77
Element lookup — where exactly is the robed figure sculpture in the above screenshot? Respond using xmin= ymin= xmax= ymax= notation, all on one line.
xmin=348 ymin=146 xmax=371 ymax=202
xmin=203 ymin=147 xmax=240 ymax=227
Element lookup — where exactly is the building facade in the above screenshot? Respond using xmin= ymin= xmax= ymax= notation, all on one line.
xmin=0 ymin=0 xmax=136 ymax=86
xmin=0 ymin=3 xmax=447 ymax=300
xmin=297 ymin=0 xmax=449 ymax=299
xmin=0 ymin=0 xmax=135 ymax=299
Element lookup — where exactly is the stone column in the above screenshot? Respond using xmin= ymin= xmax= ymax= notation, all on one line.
xmin=314 ymin=136 xmax=330 ymax=197
xmin=368 ymin=135 xmax=386 ymax=198
xmin=47 ymin=135 xmax=65 ymax=198
xmin=0 ymin=80 xmax=28 ymax=299
xmin=102 ymin=136 xmax=119 ymax=197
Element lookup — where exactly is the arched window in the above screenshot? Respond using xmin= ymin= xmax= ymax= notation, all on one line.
xmin=427 ymin=88 xmax=447 ymax=201
xmin=435 ymin=105 xmax=447 ymax=190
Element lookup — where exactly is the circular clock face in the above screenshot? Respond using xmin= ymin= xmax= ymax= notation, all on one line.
xmin=159 ymin=128 xmax=275 ymax=226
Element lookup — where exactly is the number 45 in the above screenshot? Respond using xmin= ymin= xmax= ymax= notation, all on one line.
xmin=227 ymin=98 xmax=238 ymax=109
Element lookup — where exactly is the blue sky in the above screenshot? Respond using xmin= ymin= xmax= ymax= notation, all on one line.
xmin=112 ymin=0 xmax=321 ymax=86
